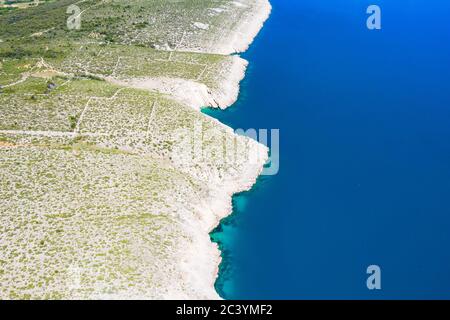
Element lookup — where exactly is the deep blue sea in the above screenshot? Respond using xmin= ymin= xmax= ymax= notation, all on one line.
xmin=205 ymin=0 xmax=450 ymax=299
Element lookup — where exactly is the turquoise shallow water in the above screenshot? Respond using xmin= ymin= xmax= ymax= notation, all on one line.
xmin=206 ymin=0 xmax=450 ymax=299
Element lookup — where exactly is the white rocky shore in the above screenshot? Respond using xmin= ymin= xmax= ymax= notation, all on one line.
xmin=109 ymin=56 xmax=248 ymax=111
xmin=105 ymin=0 xmax=272 ymax=111
xmin=160 ymin=2 xmax=272 ymax=298
xmin=170 ymin=1 xmax=272 ymax=299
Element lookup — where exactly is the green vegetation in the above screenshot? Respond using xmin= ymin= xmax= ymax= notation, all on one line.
xmin=0 ymin=0 xmax=267 ymax=299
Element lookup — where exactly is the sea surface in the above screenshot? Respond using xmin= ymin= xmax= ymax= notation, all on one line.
xmin=205 ymin=0 xmax=450 ymax=299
